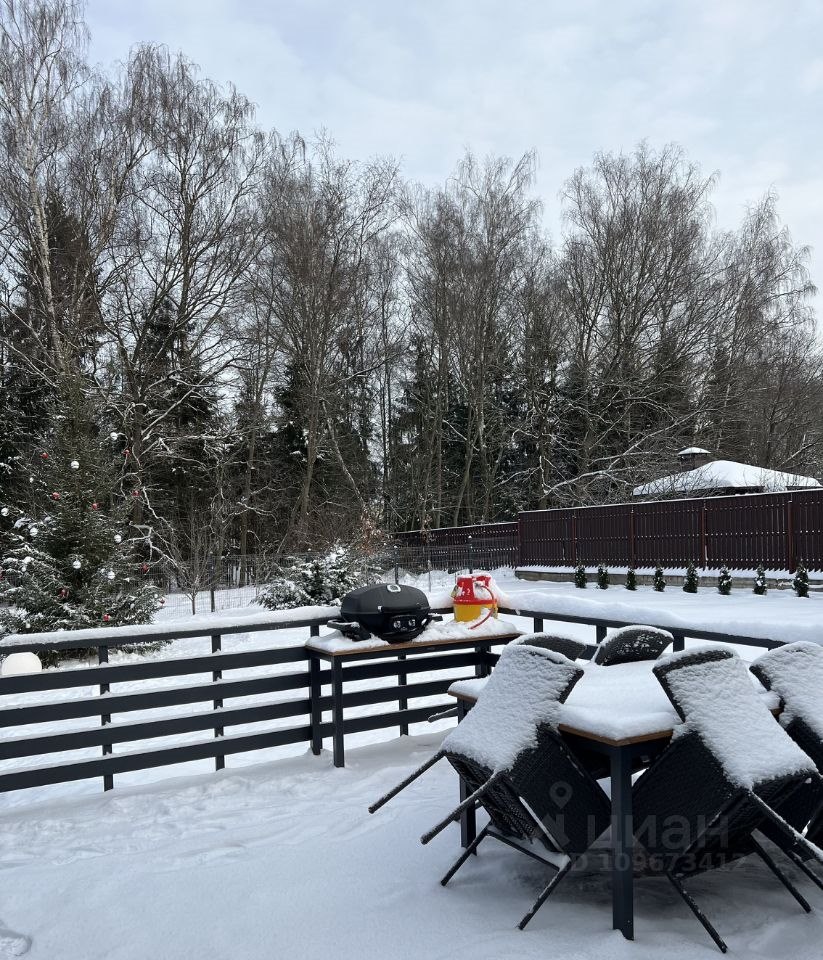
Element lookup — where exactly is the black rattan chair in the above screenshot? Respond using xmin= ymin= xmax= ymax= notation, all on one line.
xmin=369 ymin=643 xmax=611 ymax=928
xmin=592 ymin=625 xmax=672 ymax=666
xmin=632 ymin=647 xmax=823 ymax=952
xmin=514 ymin=631 xmax=589 ymax=661
xmin=750 ymin=642 xmax=823 ymax=884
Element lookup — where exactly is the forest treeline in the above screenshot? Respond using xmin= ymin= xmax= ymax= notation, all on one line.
xmin=1 ymin=0 xmax=821 ymax=571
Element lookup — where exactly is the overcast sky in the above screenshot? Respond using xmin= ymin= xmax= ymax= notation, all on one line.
xmin=85 ymin=0 xmax=822 ymax=299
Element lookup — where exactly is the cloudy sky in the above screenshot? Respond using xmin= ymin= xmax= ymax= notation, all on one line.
xmin=85 ymin=0 xmax=822 ymax=295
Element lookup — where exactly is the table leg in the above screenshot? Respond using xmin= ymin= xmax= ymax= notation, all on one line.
xmin=309 ymin=653 xmax=322 ymax=756
xmin=456 ymin=700 xmax=477 ymax=849
xmin=398 ymin=652 xmax=408 ymax=736
xmin=610 ymin=745 xmax=634 ymax=940
xmin=332 ymin=658 xmax=345 ymax=768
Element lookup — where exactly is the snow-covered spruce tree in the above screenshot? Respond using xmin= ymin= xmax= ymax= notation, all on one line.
xmin=683 ymin=561 xmax=698 ymax=594
xmin=717 ymin=566 xmax=733 ymax=596
xmin=625 ymin=567 xmax=637 ymax=591
xmin=793 ymin=561 xmax=809 ymax=598
xmin=574 ymin=562 xmax=587 ymax=589
xmin=753 ymin=565 xmax=767 ymax=596
xmin=653 ymin=565 xmax=666 ymax=592
xmin=597 ymin=563 xmax=609 ymax=589
xmin=0 ymin=388 xmax=161 ymax=658
xmin=259 ymin=546 xmax=367 ymax=610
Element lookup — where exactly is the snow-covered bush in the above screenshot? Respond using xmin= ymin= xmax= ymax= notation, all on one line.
xmin=625 ymin=567 xmax=637 ymax=591
xmin=717 ymin=566 xmax=732 ymax=595
xmin=597 ymin=563 xmax=609 ymax=590
xmin=753 ymin=565 xmax=767 ymax=596
xmin=653 ymin=565 xmax=666 ymax=592
xmin=259 ymin=547 xmax=369 ymax=610
xmin=574 ymin=562 xmax=587 ymax=588
xmin=793 ymin=561 xmax=809 ymax=598
xmin=683 ymin=561 xmax=698 ymax=594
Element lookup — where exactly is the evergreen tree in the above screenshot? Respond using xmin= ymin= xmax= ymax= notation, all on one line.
xmin=683 ymin=561 xmax=699 ymax=593
xmin=793 ymin=561 xmax=809 ymax=598
xmin=753 ymin=564 xmax=767 ymax=595
xmin=574 ymin=562 xmax=587 ymax=588
xmin=0 ymin=384 xmax=161 ymax=652
xmin=259 ymin=546 xmax=368 ymax=610
xmin=597 ymin=562 xmax=609 ymax=589
xmin=625 ymin=567 xmax=637 ymax=591
xmin=653 ymin=564 xmax=666 ymax=592
xmin=717 ymin=566 xmax=733 ymax=595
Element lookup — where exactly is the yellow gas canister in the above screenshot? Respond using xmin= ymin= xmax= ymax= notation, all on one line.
xmin=451 ymin=574 xmax=498 ymax=623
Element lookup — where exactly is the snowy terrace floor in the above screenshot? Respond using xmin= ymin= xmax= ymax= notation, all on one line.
xmin=2 ymin=733 xmax=823 ymax=960
xmin=1 ymin=576 xmax=823 ymax=958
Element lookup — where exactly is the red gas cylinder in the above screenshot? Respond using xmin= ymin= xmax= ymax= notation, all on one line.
xmin=451 ymin=573 xmax=498 ymax=623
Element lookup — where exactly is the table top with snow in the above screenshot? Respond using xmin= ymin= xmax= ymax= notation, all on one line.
xmin=449 ymin=659 xmax=780 ymax=744
xmin=305 ymin=615 xmax=521 ymax=654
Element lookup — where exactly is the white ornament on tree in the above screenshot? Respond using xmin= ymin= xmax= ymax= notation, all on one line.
xmin=1 ymin=507 xmax=8 ymax=516
xmin=106 ymin=570 xmax=115 ymax=580
xmin=114 ymin=534 xmax=122 ymax=544
xmin=29 ymin=526 xmax=39 ymax=537
xmin=70 ymin=460 xmax=80 ymax=470
xmin=72 ymin=559 xmax=82 ymax=570
xmin=110 ymin=432 xmax=118 ymax=441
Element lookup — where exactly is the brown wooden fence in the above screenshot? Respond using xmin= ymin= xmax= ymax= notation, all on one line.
xmin=394 ymin=489 xmax=823 ymax=573
xmin=520 ymin=489 xmax=823 ymax=572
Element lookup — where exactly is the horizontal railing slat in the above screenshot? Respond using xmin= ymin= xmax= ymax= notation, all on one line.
xmin=0 ymin=646 xmax=310 ymax=695
xmin=0 ymin=671 xmax=313 ymax=727
xmin=0 ymin=725 xmax=321 ymax=792
xmin=0 ymin=699 xmax=314 ymax=760
xmin=342 ymin=703 xmax=453 ymax=734
xmin=340 ymin=677 xmax=460 ymax=709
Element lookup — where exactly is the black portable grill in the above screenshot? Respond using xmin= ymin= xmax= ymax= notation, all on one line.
xmin=327 ymin=583 xmax=441 ymax=643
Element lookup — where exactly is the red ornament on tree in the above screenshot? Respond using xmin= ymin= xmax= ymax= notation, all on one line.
xmin=123 ymin=448 xmax=131 ymax=457
xmin=103 ymin=614 xmax=111 ymax=622
xmin=91 ymin=503 xmax=99 ymax=510
xmin=131 ymin=489 xmax=140 ymax=498
xmin=40 ymin=452 xmax=49 ymax=460
xmin=140 ymin=562 xmax=149 ymax=573
xmin=51 ymin=492 xmax=61 ymax=501
xmin=58 ymin=588 xmax=68 ymax=599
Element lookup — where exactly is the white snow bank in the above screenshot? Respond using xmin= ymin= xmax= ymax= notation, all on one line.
xmin=657 ymin=649 xmax=815 ymax=788
xmin=442 ymin=645 xmax=579 ymax=771
xmin=751 ymin=642 xmax=823 ymax=740
xmin=0 ymin=604 xmax=340 ymax=648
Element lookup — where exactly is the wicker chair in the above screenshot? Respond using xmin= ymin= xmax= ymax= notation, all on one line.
xmin=750 ymin=642 xmax=823 ymax=884
xmin=513 ymin=631 xmax=588 ymax=661
xmin=633 ymin=647 xmax=823 ymax=952
xmin=592 ymin=625 xmax=672 ymax=666
xmin=369 ymin=643 xmax=611 ymax=929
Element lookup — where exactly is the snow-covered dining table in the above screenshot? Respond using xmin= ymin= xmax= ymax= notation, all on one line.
xmin=447 ymin=659 xmax=781 ymax=941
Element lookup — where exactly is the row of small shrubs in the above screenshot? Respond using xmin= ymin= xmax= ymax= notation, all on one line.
xmin=575 ymin=561 xmax=811 ymax=597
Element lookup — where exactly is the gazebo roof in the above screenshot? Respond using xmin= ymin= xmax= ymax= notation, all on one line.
xmin=633 ymin=459 xmax=821 ymax=498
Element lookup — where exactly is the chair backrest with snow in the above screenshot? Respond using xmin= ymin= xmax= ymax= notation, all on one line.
xmin=634 ymin=646 xmax=819 ymax=876
xmin=750 ymin=642 xmax=823 ymax=841
xmin=593 ymin=625 xmax=672 ymax=666
xmin=513 ymin=632 xmax=588 ymax=661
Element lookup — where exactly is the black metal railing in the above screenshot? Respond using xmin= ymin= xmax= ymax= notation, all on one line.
xmin=0 ymin=603 xmax=784 ymax=797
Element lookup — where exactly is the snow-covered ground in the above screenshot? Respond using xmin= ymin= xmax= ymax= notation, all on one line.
xmin=0 ymin=573 xmax=822 ymax=957
xmin=1 ymin=734 xmax=822 ymax=959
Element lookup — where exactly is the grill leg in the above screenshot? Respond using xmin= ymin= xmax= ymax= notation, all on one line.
xmin=666 ymin=873 xmax=728 ymax=954
xmin=441 ymin=825 xmax=489 ymax=886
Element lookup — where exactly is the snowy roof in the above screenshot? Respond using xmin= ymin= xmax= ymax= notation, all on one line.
xmin=633 ymin=459 xmax=821 ymax=497
xmin=677 ymin=447 xmax=711 ymax=456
